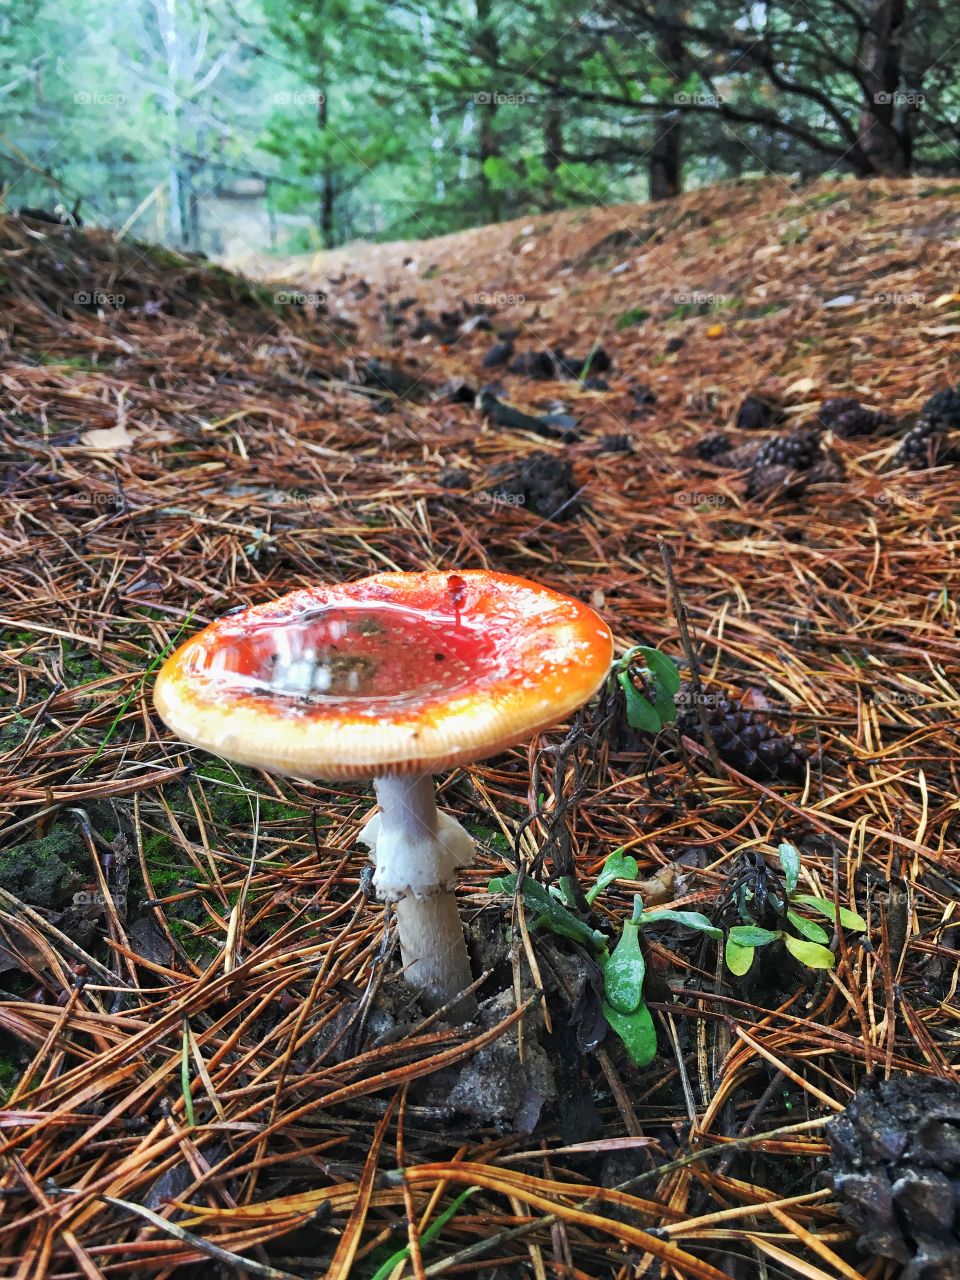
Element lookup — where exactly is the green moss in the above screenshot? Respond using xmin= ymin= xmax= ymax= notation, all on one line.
xmin=36 ymin=354 xmax=96 ymax=369
xmin=193 ymin=763 xmax=306 ymax=827
xmin=0 ymin=1053 xmax=22 ymax=1103
xmin=61 ymin=644 xmax=110 ymax=682
xmin=616 ymin=307 xmax=650 ymax=329
xmin=463 ymin=820 xmax=511 ymax=855
xmin=166 ymin=917 xmax=210 ymax=960
xmin=0 ymin=828 xmax=85 ymax=910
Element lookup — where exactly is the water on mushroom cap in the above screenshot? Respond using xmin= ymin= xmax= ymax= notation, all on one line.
xmin=184 ymin=600 xmax=505 ymax=713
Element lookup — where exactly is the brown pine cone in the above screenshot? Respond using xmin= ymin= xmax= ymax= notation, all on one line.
xmin=679 ymin=688 xmax=811 ymax=782
xmin=694 ymin=432 xmax=734 ymax=462
xmin=816 ymin=397 xmax=892 ymax=437
xmin=828 ymin=1074 xmax=960 ymax=1279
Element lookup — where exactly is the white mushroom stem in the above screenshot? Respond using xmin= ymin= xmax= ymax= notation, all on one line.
xmin=359 ymin=773 xmax=477 ymax=1018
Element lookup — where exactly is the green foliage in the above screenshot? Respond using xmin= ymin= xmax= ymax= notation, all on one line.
xmin=487 ymin=874 xmax=606 ymax=952
xmin=615 ymin=645 xmax=681 ymax=734
xmin=6 ymin=0 xmax=960 ymax=251
xmin=490 ymin=854 xmax=721 ymax=1068
xmin=603 ymin=911 xmax=645 ymax=1014
xmin=616 ymin=307 xmax=651 ymax=329
xmin=600 ymin=998 xmax=658 ymax=1068
xmin=724 ymin=842 xmax=866 ymax=976
xmin=585 ymin=846 xmax=638 ymax=905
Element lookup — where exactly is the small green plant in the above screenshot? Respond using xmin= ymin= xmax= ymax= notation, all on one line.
xmin=616 ymin=306 xmax=650 ymax=329
xmin=602 ymin=894 xmax=720 ymax=1066
xmin=614 ymin=644 xmax=681 ymax=734
xmin=490 ymin=846 xmax=720 ymax=1068
xmin=725 ymin=842 xmax=866 ymax=975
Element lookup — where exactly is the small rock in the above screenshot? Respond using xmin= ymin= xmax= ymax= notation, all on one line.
xmin=438 ymin=378 xmax=476 ymax=404
xmin=483 ymin=339 xmax=515 ymax=368
xmin=630 ymin=383 xmax=657 ymax=405
xmin=511 ymin=350 xmax=556 ymax=379
xmin=736 ymin=394 xmax=781 ymax=431
xmin=595 ymin=433 xmax=632 ymax=453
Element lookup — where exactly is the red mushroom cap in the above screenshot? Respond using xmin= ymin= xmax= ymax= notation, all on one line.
xmin=153 ymin=570 xmax=613 ymax=779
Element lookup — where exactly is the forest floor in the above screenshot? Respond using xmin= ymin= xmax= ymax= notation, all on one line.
xmin=1 ymin=174 xmax=960 ymax=1279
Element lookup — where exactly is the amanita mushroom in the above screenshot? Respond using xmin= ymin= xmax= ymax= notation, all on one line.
xmin=153 ymin=570 xmax=612 ymax=1017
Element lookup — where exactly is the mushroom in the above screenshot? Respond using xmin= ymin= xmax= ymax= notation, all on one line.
xmin=153 ymin=570 xmax=612 ymax=1018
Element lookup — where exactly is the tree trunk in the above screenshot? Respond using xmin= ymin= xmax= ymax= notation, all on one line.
xmin=858 ymin=0 xmax=910 ymax=175
xmin=648 ymin=5 xmax=684 ymax=199
xmin=544 ymin=99 xmax=562 ymax=172
xmin=475 ymin=0 xmax=501 ymax=222
xmin=317 ymin=83 xmax=335 ymax=247
xmin=541 ymin=98 xmax=563 ymax=209
xmin=649 ymin=111 xmax=681 ymax=199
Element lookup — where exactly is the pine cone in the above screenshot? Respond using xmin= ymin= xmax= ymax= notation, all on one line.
xmin=917 ymin=385 xmax=960 ymax=433
xmin=745 ymin=432 xmax=843 ymax=499
xmin=752 ymin=430 xmax=820 ymax=471
xmin=736 ymin=394 xmax=781 ymax=431
xmin=678 ymin=688 xmax=810 ymax=782
xmin=891 ymin=385 xmax=960 ymax=469
xmin=817 ymin=397 xmax=892 ymax=438
xmin=828 ymin=1074 xmax=960 ymax=1279
xmin=694 ymin=433 xmax=734 ymax=462
xmin=746 ymin=463 xmax=797 ymax=499
xmin=484 ymin=451 xmax=579 ymax=519
xmin=891 ymin=420 xmax=952 ymax=470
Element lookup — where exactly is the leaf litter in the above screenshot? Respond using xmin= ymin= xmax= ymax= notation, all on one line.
xmin=0 ymin=176 xmax=959 ymax=1277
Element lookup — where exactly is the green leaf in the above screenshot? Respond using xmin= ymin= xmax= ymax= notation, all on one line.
xmin=603 ymin=920 xmax=646 ymax=1013
xmin=786 ymin=909 xmax=830 ymax=945
xmin=638 ymin=646 xmax=682 ymax=699
xmin=615 ymin=646 xmax=681 ymax=730
xmin=728 ymin=925 xmax=780 ymax=947
xmin=616 ymin=306 xmax=650 ymax=329
xmin=639 ymin=909 xmax=722 ymax=940
xmin=586 ymin=847 xmax=640 ymax=905
xmin=784 ymin=935 xmax=835 ymax=969
xmin=370 ymin=1187 xmax=479 ymax=1280
xmin=778 ymin=842 xmax=801 ymax=895
xmin=616 ymin=669 xmax=663 ymax=733
xmin=181 ymin=1018 xmax=195 ymax=1129
xmin=488 ymin=874 xmax=604 ymax=950
xmin=628 ymin=646 xmax=682 ymax=723
xmin=602 ymin=998 xmax=658 ymax=1066
xmin=725 ymin=937 xmax=755 ymax=976
xmin=792 ymin=895 xmax=866 ymax=932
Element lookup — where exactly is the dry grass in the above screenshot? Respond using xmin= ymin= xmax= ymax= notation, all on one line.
xmin=0 ymin=176 xmax=959 ymax=1278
